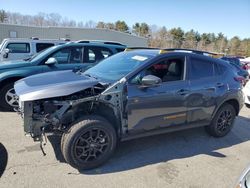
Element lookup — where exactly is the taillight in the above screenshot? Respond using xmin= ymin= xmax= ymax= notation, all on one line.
xmin=243 ymin=64 xmax=250 ymax=70
xmin=234 ymin=76 xmax=245 ymax=84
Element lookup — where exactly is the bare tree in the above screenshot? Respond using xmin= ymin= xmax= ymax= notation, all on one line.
xmin=85 ymin=20 xmax=96 ymax=28
xmin=0 ymin=9 xmax=7 ymax=23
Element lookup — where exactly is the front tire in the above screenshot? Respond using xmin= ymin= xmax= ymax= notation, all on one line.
xmin=206 ymin=103 xmax=236 ymax=137
xmin=62 ymin=115 xmax=117 ymax=170
xmin=0 ymin=82 xmax=19 ymax=111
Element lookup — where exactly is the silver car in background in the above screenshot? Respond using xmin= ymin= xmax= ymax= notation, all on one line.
xmin=235 ymin=165 xmax=250 ymax=188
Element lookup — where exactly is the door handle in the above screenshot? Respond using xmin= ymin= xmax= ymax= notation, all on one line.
xmin=177 ymin=89 xmax=189 ymax=95
xmin=216 ymin=82 xmax=224 ymax=88
xmin=204 ymin=87 xmax=215 ymax=91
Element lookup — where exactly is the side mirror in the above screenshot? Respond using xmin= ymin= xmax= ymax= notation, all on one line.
xmin=3 ymin=49 xmax=10 ymax=58
xmin=141 ymin=75 xmax=162 ymax=87
xmin=45 ymin=57 xmax=57 ymax=65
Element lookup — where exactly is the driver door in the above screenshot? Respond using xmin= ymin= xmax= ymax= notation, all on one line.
xmin=45 ymin=47 xmax=85 ymax=71
xmin=126 ymin=56 xmax=189 ymax=133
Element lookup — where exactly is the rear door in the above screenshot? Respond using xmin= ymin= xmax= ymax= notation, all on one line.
xmin=186 ymin=55 xmax=226 ymax=124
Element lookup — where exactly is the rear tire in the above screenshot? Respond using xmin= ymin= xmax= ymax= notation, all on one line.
xmin=0 ymin=82 xmax=18 ymax=111
xmin=206 ymin=103 xmax=236 ymax=137
xmin=62 ymin=115 xmax=117 ymax=170
xmin=60 ymin=132 xmax=67 ymax=154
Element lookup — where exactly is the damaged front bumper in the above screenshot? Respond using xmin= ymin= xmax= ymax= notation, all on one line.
xmin=19 ymin=99 xmax=70 ymax=142
xmin=18 ymin=95 xmax=98 ymax=141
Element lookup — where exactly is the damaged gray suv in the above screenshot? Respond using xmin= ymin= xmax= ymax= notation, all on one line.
xmin=15 ymin=48 xmax=244 ymax=170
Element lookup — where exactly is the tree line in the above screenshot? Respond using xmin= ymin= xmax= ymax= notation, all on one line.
xmin=0 ymin=10 xmax=249 ymax=56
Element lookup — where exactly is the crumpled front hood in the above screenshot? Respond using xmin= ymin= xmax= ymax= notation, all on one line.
xmin=0 ymin=60 xmax=31 ymax=70
xmin=14 ymin=70 xmax=99 ymax=101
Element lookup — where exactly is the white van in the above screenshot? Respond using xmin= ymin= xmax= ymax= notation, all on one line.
xmin=0 ymin=38 xmax=70 ymax=62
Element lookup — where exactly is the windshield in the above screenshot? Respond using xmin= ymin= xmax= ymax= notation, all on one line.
xmin=0 ymin=39 xmax=6 ymax=51
xmin=29 ymin=45 xmax=58 ymax=62
xmin=84 ymin=52 xmax=154 ymax=82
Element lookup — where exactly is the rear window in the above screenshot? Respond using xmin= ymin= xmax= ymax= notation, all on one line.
xmin=214 ymin=63 xmax=227 ymax=75
xmin=189 ymin=57 xmax=214 ymax=80
xmin=6 ymin=43 xmax=30 ymax=53
xmin=36 ymin=43 xmax=54 ymax=53
xmin=221 ymin=57 xmax=241 ymax=66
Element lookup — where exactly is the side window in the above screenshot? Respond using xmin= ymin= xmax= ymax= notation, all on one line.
xmin=7 ymin=43 xmax=30 ymax=53
xmin=131 ymin=57 xmax=185 ymax=84
xmin=69 ymin=47 xmax=82 ymax=64
xmin=84 ymin=47 xmax=113 ymax=63
xmin=101 ymin=49 xmax=112 ymax=58
xmin=51 ymin=48 xmax=71 ymax=64
xmin=189 ymin=57 xmax=214 ymax=80
xmin=214 ymin=63 xmax=227 ymax=76
xmin=36 ymin=43 xmax=54 ymax=53
xmin=88 ymin=49 xmax=95 ymax=61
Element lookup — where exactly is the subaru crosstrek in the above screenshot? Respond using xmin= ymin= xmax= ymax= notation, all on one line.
xmin=15 ymin=48 xmax=244 ymax=170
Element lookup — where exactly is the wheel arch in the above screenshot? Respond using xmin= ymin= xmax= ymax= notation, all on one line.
xmin=0 ymin=77 xmax=24 ymax=88
xmin=92 ymin=102 xmax=122 ymax=137
xmin=62 ymin=101 xmax=122 ymax=138
xmin=213 ymin=98 xmax=240 ymax=118
xmin=225 ymin=99 xmax=240 ymax=115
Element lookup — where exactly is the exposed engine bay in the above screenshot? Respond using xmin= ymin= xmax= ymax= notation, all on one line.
xmin=18 ymin=80 xmax=128 ymax=147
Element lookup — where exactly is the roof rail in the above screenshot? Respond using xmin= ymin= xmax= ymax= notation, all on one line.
xmin=59 ymin=38 xmax=70 ymax=42
xmin=30 ymin=37 xmax=39 ymax=40
xmin=103 ymin=41 xmax=125 ymax=46
xmin=163 ymin=48 xmax=224 ymax=58
xmin=124 ymin=47 xmax=224 ymax=58
xmin=125 ymin=47 xmax=159 ymax=51
xmin=76 ymin=40 xmax=125 ymax=46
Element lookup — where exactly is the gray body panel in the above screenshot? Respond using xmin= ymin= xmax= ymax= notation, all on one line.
xmin=127 ymin=80 xmax=189 ymax=131
xmin=16 ymin=50 xmax=244 ymax=142
xmin=14 ymin=70 xmax=98 ymax=101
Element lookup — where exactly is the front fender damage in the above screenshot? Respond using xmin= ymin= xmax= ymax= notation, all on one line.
xmin=20 ymin=79 xmax=127 ymax=143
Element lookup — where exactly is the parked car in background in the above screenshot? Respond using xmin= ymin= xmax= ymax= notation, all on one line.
xmin=243 ymin=81 xmax=250 ymax=108
xmin=235 ymin=164 xmax=250 ymax=188
xmin=15 ymin=48 xmax=244 ymax=170
xmin=0 ymin=41 xmax=126 ymax=110
xmin=0 ymin=37 xmax=70 ymax=62
xmin=240 ymin=57 xmax=250 ymax=75
xmin=221 ymin=56 xmax=249 ymax=80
